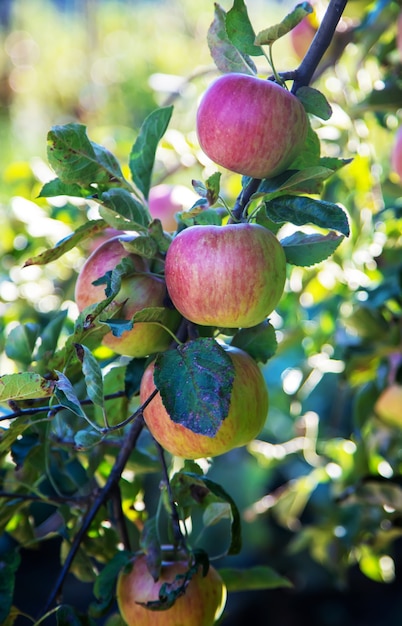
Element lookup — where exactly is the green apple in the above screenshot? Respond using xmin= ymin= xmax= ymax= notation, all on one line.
xmin=140 ymin=344 xmax=268 ymax=459
xmin=117 ymin=549 xmax=227 ymax=626
xmin=75 ymin=235 xmax=180 ymax=357
xmin=164 ymin=223 xmax=286 ymax=329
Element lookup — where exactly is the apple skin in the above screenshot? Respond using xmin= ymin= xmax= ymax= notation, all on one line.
xmin=75 ymin=235 xmax=180 ymax=358
xmin=196 ymin=73 xmax=308 ymax=179
xmin=117 ymin=551 xmax=227 ymax=626
xmin=149 ymin=184 xmax=197 ymax=232
xmin=164 ymin=223 xmax=286 ymax=329
xmin=391 ymin=126 xmax=402 ymax=181
xmin=140 ymin=344 xmax=269 ymax=459
xmin=290 ymin=16 xmax=317 ymax=59
xmin=375 ymin=385 xmax=402 ymax=428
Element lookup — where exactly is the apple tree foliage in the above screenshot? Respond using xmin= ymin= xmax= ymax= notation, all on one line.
xmin=0 ymin=0 xmax=401 ymax=624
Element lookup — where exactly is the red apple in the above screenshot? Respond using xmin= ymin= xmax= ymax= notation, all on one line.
xmin=391 ymin=125 xmax=402 ymax=181
xmin=290 ymin=15 xmax=317 ymax=59
xmin=375 ymin=384 xmax=402 ymax=428
xmin=149 ymin=184 xmax=197 ymax=232
xmin=117 ymin=549 xmax=227 ymax=626
xmin=164 ymin=223 xmax=286 ymax=329
xmin=196 ymin=73 xmax=308 ymax=179
xmin=140 ymin=344 xmax=269 ymax=459
xmin=75 ymin=235 xmax=180 ymax=358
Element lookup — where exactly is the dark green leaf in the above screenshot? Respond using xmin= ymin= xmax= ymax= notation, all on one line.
xmin=0 ymin=550 xmax=21 ymax=623
xmin=56 ymin=604 xmax=97 ymax=626
xmin=74 ymin=344 xmax=104 ymax=408
xmin=23 ymin=220 xmax=108 ymax=267
xmin=205 ymin=171 xmax=222 ymax=206
xmin=207 ymin=3 xmax=257 ymax=75
xmin=129 ymin=106 xmax=173 ymax=199
xmin=288 ymin=123 xmax=321 ymax=170
xmin=101 ymin=188 xmax=150 ymax=230
xmin=180 ymin=208 xmax=222 ymax=227
xmin=281 ymin=231 xmax=344 ymax=266
xmin=90 ymin=551 xmax=132 ymax=618
xmin=226 ymin=0 xmax=264 ymax=56
xmin=264 ymin=195 xmax=350 ymax=237
xmin=74 ymin=430 xmax=103 ymax=450
xmin=319 ymin=156 xmax=353 ymax=172
xmin=296 ymin=86 xmax=333 ymax=120
xmin=257 ymin=166 xmax=334 ymax=196
xmin=125 ymin=358 xmax=148 ymax=397
xmin=154 ymin=338 xmax=235 ymax=437
xmin=0 ymin=421 xmax=32 ymax=456
xmin=121 ymin=234 xmax=158 ymax=259
xmin=255 ymin=2 xmax=313 ymax=46
xmin=148 ymin=219 xmax=173 ymax=253
xmin=5 ymin=323 xmax=39 ymax=365
xmin=231 ymin=320 xmax=278 ymax=363
xmin=39 ymin=177 xmax=88 ymax=198
xmin=140 ymin=517 xmax=162 ymax=581
xmin=219 ymin=565 xmax=292 ymax=591
xmin=54 ymin=371 xmax=87 ymax=419
xmin=36 ymin=309 xmax=68 ymax=362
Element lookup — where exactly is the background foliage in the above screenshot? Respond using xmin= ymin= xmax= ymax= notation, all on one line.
xmin=0 ymin=0 xmax=401 ymax=625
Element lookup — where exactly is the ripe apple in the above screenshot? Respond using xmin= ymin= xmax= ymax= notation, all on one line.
xmin=149 ymin=184 xmax=197 ymax=232
xmin=164 ymin=223 xmax=286 ymax=329
xmin=75 ymin=235 xmax=180 ymax=358
xmin=290 ymin=15 xmax=317 ymax=59
xmin=116 ymin=549 xmax=227 ymax=626
xmin=391 ymin=125 xmax=402 ymax=181
xmin=196 ymin=73 xmax=308 ymax=179
xmin=140 ymin=344 xmax=269 ymax=459
xmin=375 ymin=384 xmax=402 ymax=428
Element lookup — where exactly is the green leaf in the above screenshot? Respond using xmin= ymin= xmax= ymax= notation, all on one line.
xmin=204 ymin=172 xmax=222 ymax=206
xmin=0 ymin=421 xmax=32 ymax=456
xmin=255 ymin=2 xmax=313 ymax=46
xmin=0 ymin=550 xmax=21 ymax=623
xmin=154 ymin=338 xmax=235 ymax=437
xmin=74 ymin=430 xmax=103 ymax=450
xmin=226 ymin=0 xmax=264 ymax=56
xmin=120 ymin=234 xmax=158 ymax=259
xmin=47 ymin=123 xmax=128 ymax=188
xmin=257 ymin=166 xmax=334 ymax=196
xmin=203 ymin=501 xmax=232 ymax=527
xmin=0 ymin=372 xmax=55 ymax=402
xmin=56 ymin=604 xmax=97 ymax=626
xmin=148 ymin=219 xmax=173 ymax=253
xmin=219 ymin=565 xmax=292 ymax=591
xmin=5 ymin=323 xmax=39 ymax=365
xmin=140 ymin=517 xmax=162 ymax=581
xmin=264 ymin=195 xmax=350 ymax=237
xmin=296 ymin=86 xmax=332 ymax=121
xmin=207 ymin=3 xmax=257 ymax=75
xmin=54 ymin=371 xmax=87 ymax=419
xmin=129 ymin=106 xmax=173 ymax=199
xmin=288 ymin=123 xmax=321 ymax=170
xmin=36 ymin=309 xmax=68 ymax=362
xmin=125 ymin=358 xmax=148 ymax=397
xmin=231 ymin=320 xmax=278 ymax=363
xmin=90 ymin=551 xmax=132 ymax=618
xmin=23 ymin=220 xmax=108 ymax=267
xmin=74 ymin=344 xmax=104 ymax=409
xmin=39 ymin=177 xmax=89 ymax=198
xmin=281 ymin=231 xmax=344 ymax=266
xmin=319 ymin=156 xmax=353 ymax=172
xmin=101 ymin=188 xmax=150 ymax=231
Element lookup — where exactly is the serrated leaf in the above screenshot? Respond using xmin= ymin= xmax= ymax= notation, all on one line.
xmin=101 ymin=188 xmax=150 ymax=231
xmin=219 ymin=565 xmax=292 ymax=591
xmin=231 ymin=320 xmax=277 ymax=363
xmin=207 ymin=3 xmax=257 ymax=75
xmin=281 ymin=231 xmax=344 ymax=266
xmin=255 ymin=2 xmax=313 ymax=46
xmin=264 ymin=195 xmax=350 ymax=237
xmin=129 ymin=106 xmax=173 ymax=199
xmin=47 ymin=123 xmax=128 ymax=188
xmin=54 ymin=371 xmax=87 ymax=419
xmin=74 ymin=344 xmax=104 ymax=408
xmin=5 ymin=323 xmax=39 ymax=365
xmin=226 ymin=0 xmax=264 ymax=56
xmin=154 ymin=338 xmax=235 ymax=437
xmin=296 ymin=86 xmax=332 ymax=120
xmin=23 ymin=220 xmax=107 ymax=267
xmin=0 ymin=372 xmax=55 ymax=402
xmin=121 ymin=234 xmax=158 ymax=259
xmin=256 ymin=166 xmax=334 ymax=196
xmin=38 ymin=177 xmax=88 ymax=198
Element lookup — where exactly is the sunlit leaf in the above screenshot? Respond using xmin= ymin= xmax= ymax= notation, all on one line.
xmin=226 ymin=0 xmax=264 ymax=56
xmin=0 ymin=372 xmax=55 ymax=402
xmin=74 ymin=344 xmax=104 ymax=409
xmin=5 ymin=323 xmax=39 ymax=365
xmin=219 ymin=565 xmax=292 ymax=591
xmin=265 ymin=195 xmax=350 ymax=236
xmin=255 ymin=2 xmax=313 ymax=46
xmin=207 ymin=3 xmax=257 ymax=75
xmin=281 ymin=231 xmax=344 ymax=266
xmin=101 ymin=188 xmax=151 ymax=230
xmin=296 ymin=86 xmax=333 ymax=120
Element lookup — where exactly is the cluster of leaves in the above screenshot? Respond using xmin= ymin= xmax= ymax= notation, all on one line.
xmin=0 ymin=0 xmax=401 ymax=624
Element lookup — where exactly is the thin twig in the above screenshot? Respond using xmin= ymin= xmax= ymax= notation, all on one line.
xmin=156 ymin=443 xmax=185 ymax=549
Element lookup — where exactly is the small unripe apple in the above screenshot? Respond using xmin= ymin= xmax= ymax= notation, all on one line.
xmin=117 ymin=550 xmax=227 ymax=626
xmin=165 ymin=223 xmax=286 ymax=329
xmin=75 ymin=235 xmax=180 ymax=358
xmin=375 ymin=384 xmax=402 ymax=428
xmin=149 ymin=184 xmax=198 ymax=232
xmin=391 ymin=125 xmax=402 ymax=181
xmin=196 ymin=73 xmax=308 ymax=179
xmin=140 ymin=344 xmax=268 ymax=459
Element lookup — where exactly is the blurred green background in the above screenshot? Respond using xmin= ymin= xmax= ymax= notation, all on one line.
xmin=1 ymin=0 xmax=402 ymax=625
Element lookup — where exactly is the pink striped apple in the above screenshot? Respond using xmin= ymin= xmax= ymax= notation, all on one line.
xmin=164 ymin=223 xmax=286 ymax=329
xmin=196 ymin=73 xmax=308 ymax=179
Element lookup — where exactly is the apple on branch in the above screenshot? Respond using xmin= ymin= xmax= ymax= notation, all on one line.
xmin=75 ymin=234 xmax=180 ymax=358
xmin=165 ymin=223 xmax=286 ymax=329
xmin=196 ymin=73 xmax=308 ymax=179
xmin=140 ymin=344 xmax=269 ymax=459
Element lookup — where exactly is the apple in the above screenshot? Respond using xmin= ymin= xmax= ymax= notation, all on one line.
xmin=196 ymin=73 xmax=308 ymax=179
xmin=375 ymin=384 xmax=402 ymax=428
xmin=164 ymin=223 xmax=286 ymax=329
xmin=140 ymin=344 xmax=269 ymax=459
xmin=75 ymin=235 xmax=180 ymax=358
xmin=117 ymin=549 xmax=227 ymax=626
xmin=391 ymin=125 xmax=402 ymax=181
xmin=290 ymin=15 xmax=317 ymax=59
xmin=149 ymin=184 xmax=198 ymax=232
